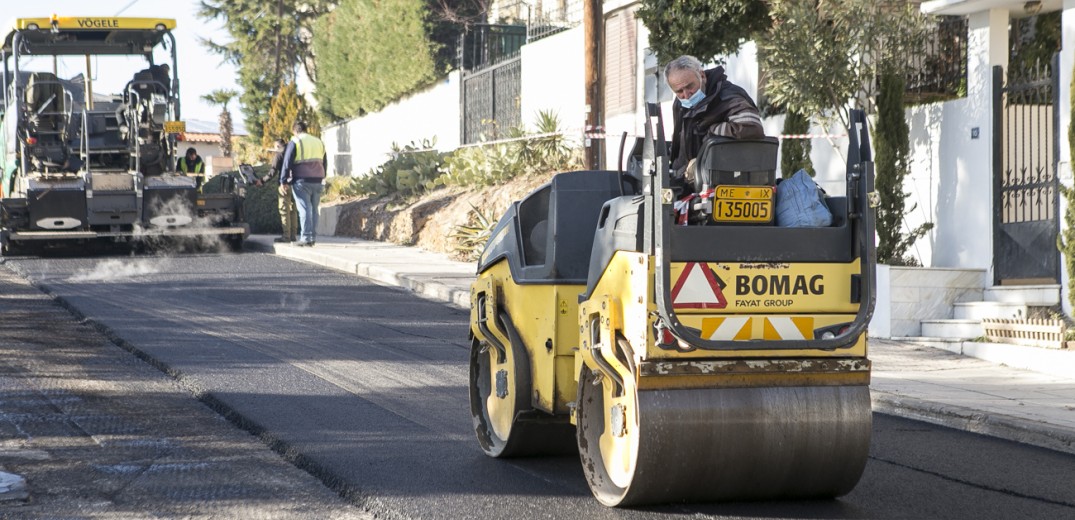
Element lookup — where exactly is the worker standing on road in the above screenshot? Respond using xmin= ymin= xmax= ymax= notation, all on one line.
xmin=665 ymin=55 xmax=764 ymax=190
xmin=281 ymin=121 xmax=326 ymax=247
xmin=176 ymin=147 xmax=206 ymax=189
xmin=257 ymin=139 xmax=298 ymax=243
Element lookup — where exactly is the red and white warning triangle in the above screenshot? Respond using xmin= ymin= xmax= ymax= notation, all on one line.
xmin=671 ymin=262 xmax=728 ymax=309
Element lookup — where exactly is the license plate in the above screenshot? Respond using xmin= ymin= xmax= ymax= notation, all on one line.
xmin=712 ymin=185 xmax=773 ymax=223
xmin=163 ymin=121 xmax=186 ymax=133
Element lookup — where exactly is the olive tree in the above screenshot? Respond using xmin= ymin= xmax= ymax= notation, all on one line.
xmin=757 ymin=0 xmax=928 ymax=136
xmin=758 ymin=0 xmax=932 ymax=264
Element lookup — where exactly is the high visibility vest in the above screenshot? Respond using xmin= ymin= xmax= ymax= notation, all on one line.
xmin=178 ymin=156 xmax=204 ymax=174
xmin=290 ymin=133 xmax=325 ymax=180
xmin=291 ymin=133 xmax=325 ymax=163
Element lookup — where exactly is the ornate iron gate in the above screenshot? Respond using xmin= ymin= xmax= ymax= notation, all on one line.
xmin=992 ymin=55 xmax=1060 ymax=285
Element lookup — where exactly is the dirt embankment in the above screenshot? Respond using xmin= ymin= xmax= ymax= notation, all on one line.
xmin=328 ymin=174 xmax=554 ymax=260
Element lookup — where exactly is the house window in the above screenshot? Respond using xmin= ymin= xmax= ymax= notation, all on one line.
xmin=604 ymin=7 xmax=638 ymax=117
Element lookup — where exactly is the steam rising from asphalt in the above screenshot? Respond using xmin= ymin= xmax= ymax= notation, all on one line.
xmin=138 ymin=191 xmax=232 ymax=254
xmin=279 ymin=293 xmax=311 ymax=313
xmin=69 ymin=259 xmax=163 ymax=282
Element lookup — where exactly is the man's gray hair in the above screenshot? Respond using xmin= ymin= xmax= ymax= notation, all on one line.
xmin=664 ymin=55 xmax=704 ymax=79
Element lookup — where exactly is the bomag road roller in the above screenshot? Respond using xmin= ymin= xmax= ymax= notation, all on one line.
xmin=469 ymin=106 xmax=877 ymax=506
xmin=0 ymin=16 xmax=248 ymax=255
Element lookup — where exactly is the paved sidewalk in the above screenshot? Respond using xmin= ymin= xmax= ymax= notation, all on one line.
xmin=249 ymin=234 xmax=1075 ymax=456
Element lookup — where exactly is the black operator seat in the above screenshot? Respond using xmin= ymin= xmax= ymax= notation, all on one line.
xmin=24 ymin=72 xmax=67 ymax=136
xmin=694 ymin=136 xmax=779 ymax=188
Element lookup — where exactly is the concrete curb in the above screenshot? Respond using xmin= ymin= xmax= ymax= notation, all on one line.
xmin=871 ymin=391 xmax=1075 ymax=456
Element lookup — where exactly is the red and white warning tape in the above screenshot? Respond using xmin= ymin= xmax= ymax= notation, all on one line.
xmin=581 ymin=131 xmax=847 ymax=140
xmin=777 ymin=134 xmax=847 ymax=140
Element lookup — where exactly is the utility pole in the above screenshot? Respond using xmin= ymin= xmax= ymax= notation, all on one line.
xmin=274 ymin=0 xmax=284 ymax=92
xmin=583 ymin=0 xmax=603 ymax=170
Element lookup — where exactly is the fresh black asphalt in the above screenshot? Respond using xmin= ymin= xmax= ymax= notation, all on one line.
xmin=5 ymin=252 xmax=1074 ymax=519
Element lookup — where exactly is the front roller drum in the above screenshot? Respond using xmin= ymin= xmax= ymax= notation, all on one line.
xmin=576 ymin=367 xmax=872 ymax=506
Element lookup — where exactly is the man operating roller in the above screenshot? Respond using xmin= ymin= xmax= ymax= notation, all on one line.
xmin=665 ymin=55 xmax=765 ymax=191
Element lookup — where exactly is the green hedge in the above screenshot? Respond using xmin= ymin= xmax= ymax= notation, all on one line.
xmin=312 ymin=0 xmax=438 ymax=120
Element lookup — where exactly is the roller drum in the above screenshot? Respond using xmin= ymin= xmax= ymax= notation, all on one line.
xmin=578 ymin=376 xmax=871 ymax=506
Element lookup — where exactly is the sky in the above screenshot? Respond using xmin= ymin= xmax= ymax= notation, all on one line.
xmin=7 ymin=1 xmax=243 ymax=129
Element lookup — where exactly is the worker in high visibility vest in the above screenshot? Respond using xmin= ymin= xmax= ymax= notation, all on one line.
xmin=176 ymin=147 xmax=206 ymax=189
xmin=280 ymin=121 xmax=326 ymax=247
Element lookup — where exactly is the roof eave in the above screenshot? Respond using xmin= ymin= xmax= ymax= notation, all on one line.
xmin=922 ymin=0 xmax=1015 ymax=16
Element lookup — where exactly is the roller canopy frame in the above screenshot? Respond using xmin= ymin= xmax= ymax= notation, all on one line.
xmin=644 ymin=106 xmax=877 ymax=352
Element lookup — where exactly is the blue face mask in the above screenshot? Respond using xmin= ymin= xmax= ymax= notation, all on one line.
xmin=679 ymin=88 xmax=705 ymax=109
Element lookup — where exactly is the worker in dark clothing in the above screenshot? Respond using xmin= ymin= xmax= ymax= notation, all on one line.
xmin=176 ymin=147 xmax=206 ymax=189
xmin=256 ymin=139 xmax=297 ymax=243
xmin=665 ymin=55 xmax=765 ymax=190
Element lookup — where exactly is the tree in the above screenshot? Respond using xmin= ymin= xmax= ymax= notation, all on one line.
xmin=1057 ymin=56 xmax=1075 ymax=310
xmin=759 ymin=1 xmax=932 ymax=264
xmin=201 ymin=89 xmax=239 ymax=158
xmin=758 ymin=0 xmax=928 ymax=136
xmin=312 ymin=0 xmax=481 ymax=120
xmin=779 ymin=110 xmax=813 ymax=178
xmin=262 ymin=82 xmax=320 ymax=153
xmin=874 ymin=70 xmax=932 ymax=264
xmin=637 ymin=0 xmax=770 ymax=64
xmin=198 ymin=0 xmax=332 ymax=140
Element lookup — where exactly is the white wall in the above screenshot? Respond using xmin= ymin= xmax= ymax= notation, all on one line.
xmin=1062 ymin=1 xmax=1075 ymax=315
xmin=323 ymin=26 xmax=588 ymax=179
xmin=520 ymin=27 xmax=587 ymax=141
xmin=322 ymin=72 xmax=462 ymax=178
xmin=898 ymin=9 xmax=1009 ymax=271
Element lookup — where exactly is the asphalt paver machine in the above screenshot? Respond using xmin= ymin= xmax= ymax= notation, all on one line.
xmin=0 ymin=16 xmax=248 ymax=254
xmin=469 ymin=105 xmax=877 ymax=506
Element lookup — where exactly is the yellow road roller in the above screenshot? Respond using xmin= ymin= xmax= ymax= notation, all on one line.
xmin=469 ymin=107 xmax=876 ymax=506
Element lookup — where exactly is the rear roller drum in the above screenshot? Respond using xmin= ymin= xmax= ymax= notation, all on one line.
xmin=469 ymin=311 xmax=574 ymax=457
xmin=576 ymin=366 xmax=872 ymax=506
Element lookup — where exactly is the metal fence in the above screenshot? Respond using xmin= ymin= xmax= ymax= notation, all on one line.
xmin=458 ymin=24 xmax=527 ymax=71
xmin=904 ymin=16 xmax=968 ymax=103
xmin=461 ymin=57 xmax=522 ymax=144
xmin=527 ymin=0 xmax=583 ymax=41
xmin=487 ymin=0 xmax=583 ymax=42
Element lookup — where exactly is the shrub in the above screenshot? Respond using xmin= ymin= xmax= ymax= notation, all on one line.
xmin=438 ymin=142 xmax=524 ymax=188
xmin=874 ymin=69 xmax=933 ymax=265
xmin=322 ymin=176 xmax=353 ymax=204
xmin=346 ymin=138 xmax=447 ymax=198
xmin=450 ymin=203 xmax=497 ymax=261
xmin=779 ymin=110 xmax=813 ymax=178
xmin=1060 ymin=58 xmax=1075 ymax=311
xmin=437 ymin=110 xmax=581 ymax=188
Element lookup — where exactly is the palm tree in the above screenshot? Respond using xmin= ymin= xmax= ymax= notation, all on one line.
xmin=200 ymin=89 xmax=239 ymax=157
